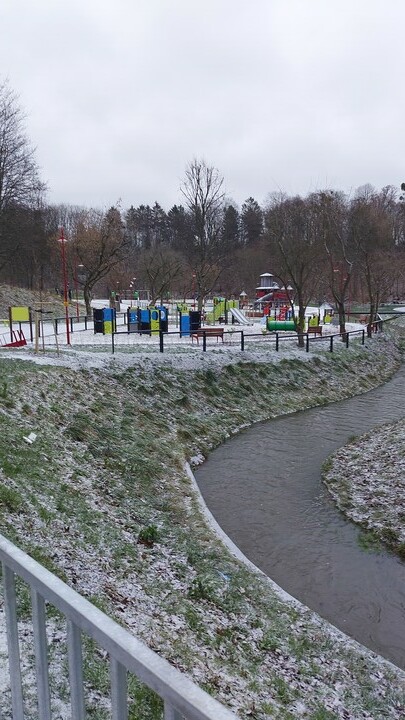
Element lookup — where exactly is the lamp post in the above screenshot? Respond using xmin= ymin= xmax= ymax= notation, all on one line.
xmin=192 ymin=273 xmax=196 ymax=310
xmin=129 ymin=277 xmax=136 ymax=304
xmin=58 ymin=228 xmax=71 ymax=345
xmin=74 ymin=257 xmax=82 ymax=320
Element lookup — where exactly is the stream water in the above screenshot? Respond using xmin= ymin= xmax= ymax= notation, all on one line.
xmin=195 ymin=366 xmax=405 ymax=669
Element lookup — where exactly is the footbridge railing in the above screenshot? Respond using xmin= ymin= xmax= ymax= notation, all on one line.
xmin=0 ymin=534 xmax=237 ymax=720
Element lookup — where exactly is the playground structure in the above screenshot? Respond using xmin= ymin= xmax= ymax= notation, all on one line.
xmin=205 ymin=297 xmax=238 ymax=324
xmin=126 ymin=306 xmax=170 ymax=336
xmin=7 ymin=305 xmax=59 ymax=353
xmin=229 ymin=307 xmax=250 ymax=325
xmin=94 ymin=307 xmax=117 ymax=335
xmin=254 ymin=273 xmax=290 ymax=313
xmin=0 ymin=329 xmax=27 ymax=348
xmin=267 ymin=319 xmax=295 ymax=332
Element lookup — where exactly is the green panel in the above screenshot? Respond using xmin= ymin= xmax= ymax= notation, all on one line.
xmin=213 ymin=301 xmax=226 ymax=321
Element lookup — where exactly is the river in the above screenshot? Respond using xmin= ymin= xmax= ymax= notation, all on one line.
xmin=195 ymin=366 xmax=405 ymax=669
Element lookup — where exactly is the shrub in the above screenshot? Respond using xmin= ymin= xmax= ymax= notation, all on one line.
xmin=137 ymin=524 xmax=159 ymax=547
xmin=0 ymin=484 xmax=23 ymax=513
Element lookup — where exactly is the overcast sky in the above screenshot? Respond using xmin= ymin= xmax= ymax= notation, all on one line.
xmin=1 ymin=0 xmax=404 ymax=211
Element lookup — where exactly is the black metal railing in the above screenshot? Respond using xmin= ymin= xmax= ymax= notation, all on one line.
xmin=109 ymin=319 xmax=391 ymax=355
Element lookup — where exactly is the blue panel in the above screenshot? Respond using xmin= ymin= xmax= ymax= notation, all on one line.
xmin=180 ymin=315 xmax=190 ymax=337
xmin=158 ymin=307 xmax=168 ymax=321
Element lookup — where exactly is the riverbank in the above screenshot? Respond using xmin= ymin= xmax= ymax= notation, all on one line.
xmin=0 ymin=324 xmax=405 ymax=719
xmin=323 ymin=417 xmax=405 ymax=558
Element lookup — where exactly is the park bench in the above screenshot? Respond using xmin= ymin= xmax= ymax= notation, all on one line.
xmin=191 ymin=327 xmax=224 ymax=344
xmin=307 ymin=325 xmax=323 ymax=336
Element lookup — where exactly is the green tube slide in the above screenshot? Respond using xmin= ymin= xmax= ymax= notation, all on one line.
xmin=267 ymin=320 xmax=296 ymax=331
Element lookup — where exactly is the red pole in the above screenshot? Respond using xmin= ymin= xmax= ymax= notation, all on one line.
xmin=58 ymin=228 xmax=71 ymax=345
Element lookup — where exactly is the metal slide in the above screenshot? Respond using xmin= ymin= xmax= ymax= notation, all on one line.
xmin=230 ymin=308 xmax=251 ymax=325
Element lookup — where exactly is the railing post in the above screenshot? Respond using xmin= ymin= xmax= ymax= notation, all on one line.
xmin=112 ymin=332 xmax=115 ymax=355
xmin=330 ymin=335 xmax=334 ymax=353
xmin=306 ymin=333 xmax=309 ymax=352
xmin=164 ymin=701 xmax=183 ymax=720
xmin=241 ymin=331 xmax=244 ymax=351
xmin=55 ymin=318 xmax=58 ymax=335
xmin=110 ymin=658 xmax=128 ymax=720
xmin=276 ymin=332 xmax=279 ymax=351
xmin=31 ymin=589 xmax=51 ymax=720
xmin=362 ymin=329 xmax=365 ymax=345
xmin=85 ymin=316 xmax=88 ymax=331
xmin=3 ymin=564 xmax=24 ymax=720
xmin=70 ymin=317 xmax=74 ymax=333
xmin=159 ymin=330 xmax=164 ymax=353
xmin=203 ymin=331 xmax=206 ymax=352
xmin=67 ymin=620 xmax=85 ymax=720
xmin=346 ymin=332 xmax=349 ymax=348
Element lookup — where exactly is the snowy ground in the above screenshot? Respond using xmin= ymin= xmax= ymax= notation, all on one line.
xmin=323 ymin=419 xmax=405 ymax=557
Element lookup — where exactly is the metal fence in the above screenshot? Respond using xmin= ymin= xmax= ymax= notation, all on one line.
xmin=110 ymin=320 xmax=388 ymax=355
xmin=0 ymin=534 xmax=237 ymax=720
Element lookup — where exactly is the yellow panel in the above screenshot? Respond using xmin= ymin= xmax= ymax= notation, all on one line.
xmin=104 ymin=321 xmax=113 ymax=334
xmin=10 ymin=306 xmax=30 ymax=322
xmin=150 ymin=308 xmax=160 ymax=336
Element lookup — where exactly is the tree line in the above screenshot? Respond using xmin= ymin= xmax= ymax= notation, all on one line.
xmin=1 ymin=79 xmax=405 ymax=336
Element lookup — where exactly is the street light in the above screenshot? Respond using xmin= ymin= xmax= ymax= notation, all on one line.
xmin=73 ymin=258 xmax=83 ymax=321
xmin=192 ymin=273 xmax=196 ymax=310
xmin=58 ymin=228 xmax=71 ymax=345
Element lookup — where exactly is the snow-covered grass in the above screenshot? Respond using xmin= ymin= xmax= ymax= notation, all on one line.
xmin=323 ymin=418 xmax=405 ymax=558
xmin=0 ymin=320 xmax=405 ymax=719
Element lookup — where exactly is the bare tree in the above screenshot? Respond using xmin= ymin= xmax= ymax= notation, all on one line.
xmin=349 ymin=188 xmax=395 ymax=322
xmin=265 ymin=194 xmax=325 ymax=346
xmin=180 ymin=159 xmax=225 ymax=311
xmin=67 ymin=206 xmax=129 ymax=315
xmin=314 ymin=191 xmax=355 ymax=336
xmin=138 ymin=243 xmax=185 ymax=305
xmin=0 ymin=79 xmax=46 ymax=273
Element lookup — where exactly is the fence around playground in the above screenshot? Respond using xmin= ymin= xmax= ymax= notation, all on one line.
xmin=110 ymin=323 xmax=381 ymax=355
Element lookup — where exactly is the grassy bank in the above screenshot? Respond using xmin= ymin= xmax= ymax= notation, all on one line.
xmin=0 ymin=327 xmax=404 ymax=719
xmin=323 ymin=416 xmax=405 ymax=559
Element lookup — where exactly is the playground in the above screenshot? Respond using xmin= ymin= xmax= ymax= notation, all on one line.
xmin=0 ymin=268 xmax=379 ymax=360
xmin=0 ymin=299 xmax=367 ymax=357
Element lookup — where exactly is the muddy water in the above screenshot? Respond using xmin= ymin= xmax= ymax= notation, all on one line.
xmin=195 ymin=367 xmax=405 ymax=669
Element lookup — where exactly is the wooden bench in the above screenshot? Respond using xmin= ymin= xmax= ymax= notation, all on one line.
xmin=307 ymin=325 xmax=322 ymax=336
xmin=191 ymin=327 xmax=224 ymax=344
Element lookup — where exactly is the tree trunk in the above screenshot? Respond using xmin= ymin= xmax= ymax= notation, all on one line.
xmin=296 ymin=307 xmax=306 ymax=348
xmin=337 ymin=300 xmax=347 ymax=341
xmin=84 ymin=284 xmax=92 ymax=317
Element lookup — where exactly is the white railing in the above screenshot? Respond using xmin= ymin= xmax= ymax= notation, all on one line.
xmin=0 ymin=534 xmax=237 ymax=720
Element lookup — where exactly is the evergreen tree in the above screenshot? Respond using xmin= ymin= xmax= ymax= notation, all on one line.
xmin=221 ymin=204 xmax=240 ymax=251
xmin=241 ymin=197 xmax=263 ymax=245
